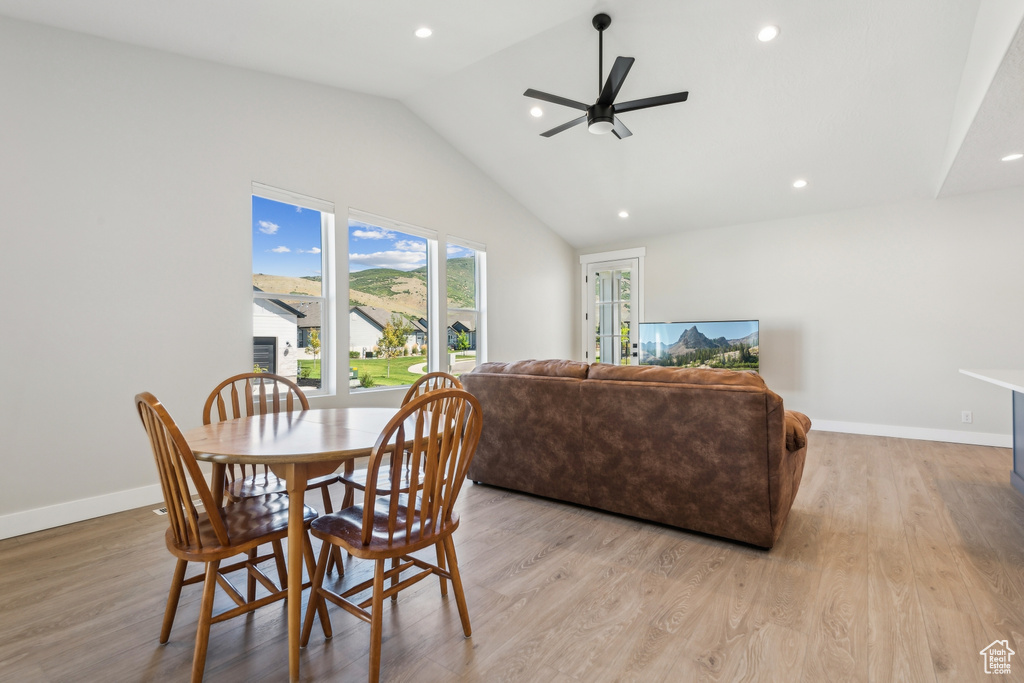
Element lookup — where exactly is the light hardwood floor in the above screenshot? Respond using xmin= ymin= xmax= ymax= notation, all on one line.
xmin=3 ymin=432 xmax=1024 ymax=682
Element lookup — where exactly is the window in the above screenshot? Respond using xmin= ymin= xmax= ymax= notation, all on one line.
xmin=446 ymin=239 xmax=486 ymax=377
xmin=581 ymin=249 xmax=645 ymax=365
xmin=348 ymin=211 xmax=437 ymax=390
xmin=252 ymin=183 xmax=334 ymax=393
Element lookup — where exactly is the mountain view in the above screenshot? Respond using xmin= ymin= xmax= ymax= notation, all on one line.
xmin=254 ymin=257 xmax=476 ymax=319
xmin=641 ymin=324 xmax=759 ymax=371
xmin=348 ymin=257 xmax=476 ymax=315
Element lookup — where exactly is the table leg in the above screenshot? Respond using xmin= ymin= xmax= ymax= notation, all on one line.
xmin=210 ymin=463 xmax=226 ymax=508
xmin=286 ymin=462 xmax=307 ymax=683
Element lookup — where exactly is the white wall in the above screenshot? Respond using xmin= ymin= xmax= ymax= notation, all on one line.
xmin=0 ymin=16 xmax=576 ymax=536
xmin=585 ymin=186 xmax=1024 ymax=445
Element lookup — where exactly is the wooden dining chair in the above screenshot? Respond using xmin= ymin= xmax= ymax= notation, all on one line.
xmin=136 ymin=392 xmax=320 ymax=683
xmin=204 ymin=372 xmax=345 ymax=580
xmin=338 ymin=372 xmax=463 ymax=506
xmin=300 ymin=388 xmax=483 ymax=683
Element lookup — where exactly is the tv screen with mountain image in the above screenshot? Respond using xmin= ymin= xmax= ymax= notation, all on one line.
xmin=639 ymin=320 xmax=759 ymax=371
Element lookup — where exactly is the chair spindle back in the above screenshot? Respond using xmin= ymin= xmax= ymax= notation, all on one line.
xmin=136 ymin=392 xmax=228 ymax=549
xmin=361 ymin=388 xmax=482 ymax=547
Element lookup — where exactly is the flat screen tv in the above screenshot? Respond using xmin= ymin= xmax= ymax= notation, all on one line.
xmin=638 ymin=320 xmax=759 ymax=372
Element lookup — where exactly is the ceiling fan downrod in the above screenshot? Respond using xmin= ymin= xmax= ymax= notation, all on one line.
xmin=594 ymin=13 xmax=611 ymax=97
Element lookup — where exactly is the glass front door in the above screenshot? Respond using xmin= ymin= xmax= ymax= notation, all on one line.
xmin=588 ymin=260 xmax=635 ymax=365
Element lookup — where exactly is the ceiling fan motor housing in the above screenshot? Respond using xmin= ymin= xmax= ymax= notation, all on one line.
xmin=587 ymin=103 xmax=615 ymax=134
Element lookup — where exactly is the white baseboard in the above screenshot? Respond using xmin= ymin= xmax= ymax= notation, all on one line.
xmin=0 ymin=484 xmax=164 ymax=541
xmin=811 ymin=419 xmax=1012 ymax=448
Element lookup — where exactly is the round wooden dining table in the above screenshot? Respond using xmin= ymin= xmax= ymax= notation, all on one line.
xmin=184 ymin=406 xmax=401 ymax=682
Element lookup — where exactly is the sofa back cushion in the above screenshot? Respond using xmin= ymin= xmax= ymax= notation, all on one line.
xmin=581 ymin=366 xmax=782 ymax=547
xmin=471 ymin=359 xmax=590 ymax=379
xmin=462 ymin=364 xmax=591 ymax=505
xmin=587 ymin=363 xmax=767 ymax=389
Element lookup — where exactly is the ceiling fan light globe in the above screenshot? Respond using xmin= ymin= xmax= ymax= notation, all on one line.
xmin=589 ymin=120 xmax=615 ymax=134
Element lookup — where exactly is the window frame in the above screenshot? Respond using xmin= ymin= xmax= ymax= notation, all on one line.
xmin=348 ymin=209 xmax=439 ymax=391
xmin=445 ymin=236 xmax=487 ymax=372
xmin=251 ymin=182 xmax=335 ymax=396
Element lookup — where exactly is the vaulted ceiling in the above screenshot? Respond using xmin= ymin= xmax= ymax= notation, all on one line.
xmin=2 ymin=0 xmax=1022 ymax=249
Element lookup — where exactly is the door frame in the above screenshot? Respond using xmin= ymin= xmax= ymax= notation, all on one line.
xmin=579 ymin=248 xmax=645 ymax=364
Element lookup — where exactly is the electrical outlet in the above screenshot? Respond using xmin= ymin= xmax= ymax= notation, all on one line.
xmin=962 ymin=410 xmax=973 ymax=424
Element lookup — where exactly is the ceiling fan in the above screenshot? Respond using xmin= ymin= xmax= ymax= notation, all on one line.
xmin=524 ymin=13 xmax=689 ymax=139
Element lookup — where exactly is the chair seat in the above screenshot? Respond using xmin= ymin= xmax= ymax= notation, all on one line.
xmin=227 ymin=472 xmax=340 ymax=501
xmin=310 ymin=502 xmax=459 ymax=557
xmin=167 ymin=493 xmax=318 ymax=560
xmin=338 ymin=464 xmax=419 ymax=495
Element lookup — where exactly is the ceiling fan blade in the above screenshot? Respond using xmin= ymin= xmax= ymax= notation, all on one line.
xmin=614 ymin=90 xmax=689 ymax=114
xmin=598 ymin=56 xmax=635 ymax=106
xmin=611 ymin=117 xmax=632 ymax=139
xmin=540 ymin=115 xmax=587 ymax=137
xmin=524 ymin=88 xmax=590 ymax=112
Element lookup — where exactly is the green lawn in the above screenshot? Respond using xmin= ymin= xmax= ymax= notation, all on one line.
xmin=296 ymin=359 xmax=321 ymax=379
xmin=350 ymin=356 xmax=425 ymax=387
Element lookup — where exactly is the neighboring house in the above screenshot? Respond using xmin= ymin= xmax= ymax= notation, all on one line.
xmin=293 ymin=300 xmax=321 ymax=349
xmin=447 ymin=320 xmax=476 ymax=350
xmin=252 ymin=286 xmax=304 ymax=377
xmin=349 ymin=305 xmax=426 ymax=355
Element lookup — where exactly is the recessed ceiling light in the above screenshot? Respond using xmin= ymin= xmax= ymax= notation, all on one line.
xmin=792 ymin=179 xmax=808 ymax=188
xmin=758 ymin=25 xmax=780 ymax=42
xmin=415 ymin=27 xmax=433 ymax=38
xmin=530 ymin=106 xmax=543 ymax=118
xmin=1002 ymin=153 xmax=1023 ymax=162
xmin=618 ymin=211 xmax=629 ymax=218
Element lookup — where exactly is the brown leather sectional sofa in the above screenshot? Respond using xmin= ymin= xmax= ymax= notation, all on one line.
xmin=461 ymin=359 xmax=811 ymax=548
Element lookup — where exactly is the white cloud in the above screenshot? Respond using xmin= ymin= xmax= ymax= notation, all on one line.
xmin=297 ymin=247 xmax=322 ymax=254
xmin=271 ymin=246 xmax=291 ymax=253
xmin=351 ymin=228 xmax=394 ymax=240
xmin=295 ymin=206 xmax=303 ymax=213
xmin=349 ymin=250 xmax=427 ymax=271
xmin=394 ymin=239 xmax=426 ymax=252
xmin=258 ymin=220 xmax=279 ymax=235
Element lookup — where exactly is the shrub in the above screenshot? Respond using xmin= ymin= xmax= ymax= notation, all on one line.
xmin=359 ymin=371 xmax=376 ymax=388
xmin=349 ymin=350 xmax=360 ymax=359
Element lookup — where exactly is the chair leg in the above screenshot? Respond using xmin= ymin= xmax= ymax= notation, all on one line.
xmin=301 ymin=542 xmax=333 ymax=646
xmin=442 ymin=536 xmax=472 ymax=637
xmin=368 ymin=559 xmax=386 ymax=683
xmin=192 ymin=560 xmax=220 ymax=683
xmin=320 ymin=486 xmax=345 ymax=576
xmin=390 ymin=557 xmax=399 ymax=601
xmin=160 ymin=559 xmax=188 ymax=643
xmin=246 ymin=548 xmax=258 ymax=602
xmin=434 ymin=542 xmax=448 ymax=597
xmin=272 ymin=540 xmax=288 ymax=585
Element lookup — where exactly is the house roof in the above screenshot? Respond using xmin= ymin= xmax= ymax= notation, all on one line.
xmin=253 ymin=286 xmax=305 ymax=319
xmin=351 ymin=306 xmax=427 ymax=334
xmin=2 ymin=2 xmax=1021 ymax=249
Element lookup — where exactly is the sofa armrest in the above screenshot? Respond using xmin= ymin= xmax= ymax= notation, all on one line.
xmin=785 ymin=411 xmax=812 ymax=451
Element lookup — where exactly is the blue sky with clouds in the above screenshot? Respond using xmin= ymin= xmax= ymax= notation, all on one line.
xmin=349 ymin=220 xmax=475 ymax=272
xmin=252 ymin=203 xmax=476 ymax=277
xmin=348 ymin=220 xmax=427 ymax=273
xmin=251 ymin=196 xmax=322 ymax=278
